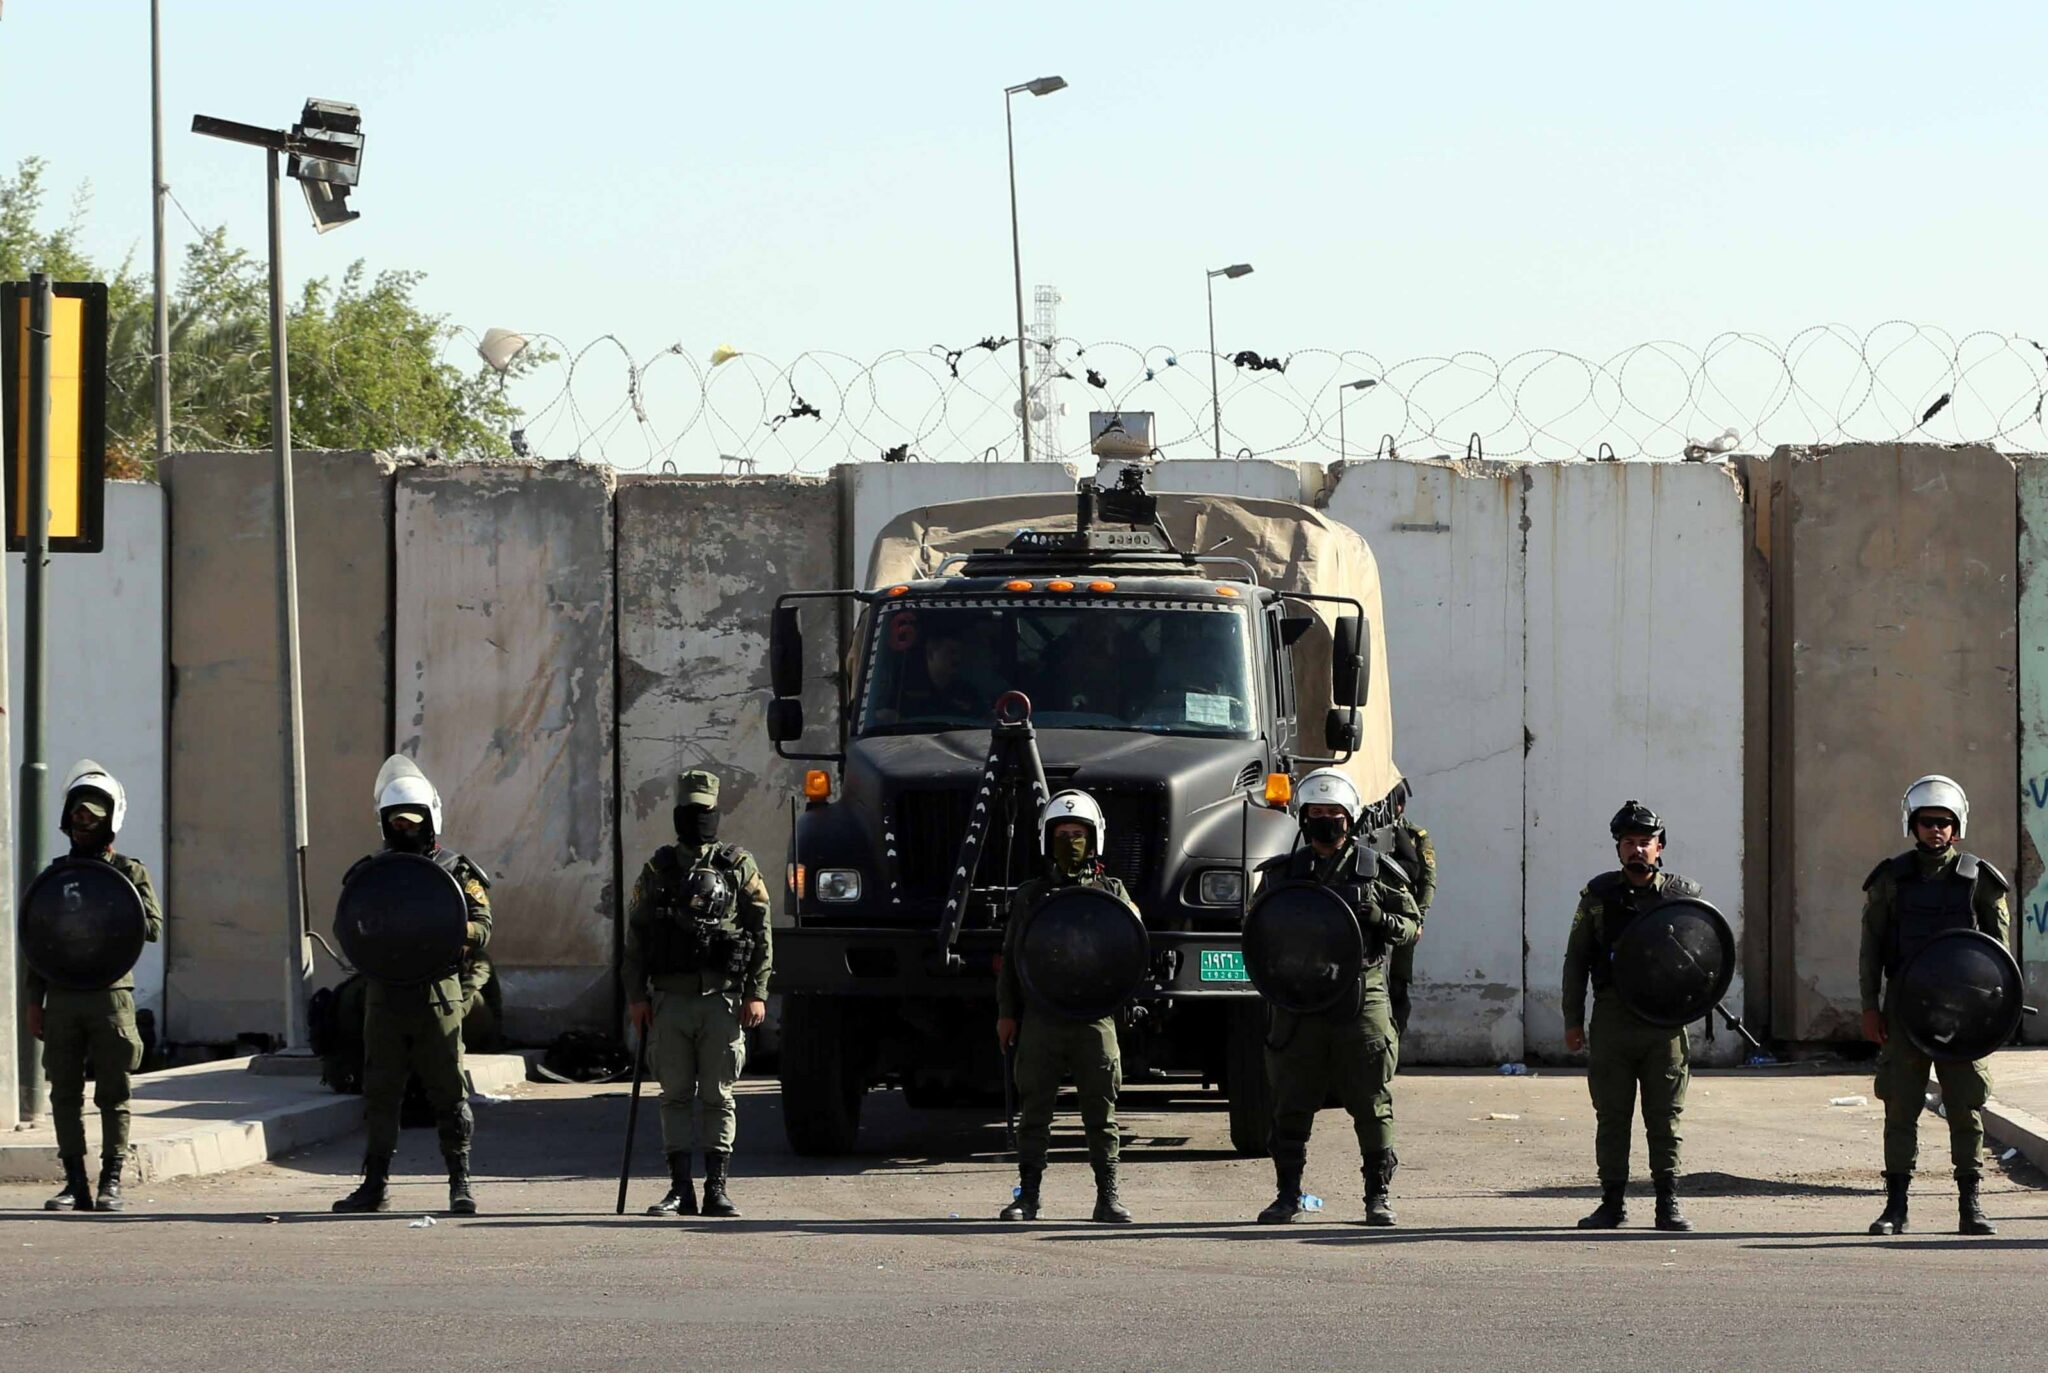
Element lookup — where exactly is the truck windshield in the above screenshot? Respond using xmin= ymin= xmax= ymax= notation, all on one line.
xmin=859 ymin=600 xmax=1256 ymax=738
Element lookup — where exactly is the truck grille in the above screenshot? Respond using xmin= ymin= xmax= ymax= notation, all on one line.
xmin=890 ymin=784 xmax=1164 ymax=901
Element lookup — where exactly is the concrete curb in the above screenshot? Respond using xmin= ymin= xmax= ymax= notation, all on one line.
xmin=1981 ymin=1099 xmax=2048 ymax=1177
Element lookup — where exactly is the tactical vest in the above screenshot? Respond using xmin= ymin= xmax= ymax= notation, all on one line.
xmin=1390 ymin=824 xmax=1421 ymax=874
xmin=1278 ymin=843 xmax=1399 ymax=966
xmin=1585 ymin=869 xmax=1700 ymax=990
xmin=643 ymin=842 xmax=755 ymax=978
xmin=1876 ymin=850 xmax=1981 ymax=973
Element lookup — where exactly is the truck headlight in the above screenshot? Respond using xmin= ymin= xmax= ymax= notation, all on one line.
xmin=1197 ymin=869 xmax=1244 ymax=906
xmin=816 ymin=869 xmax=862 ymax=903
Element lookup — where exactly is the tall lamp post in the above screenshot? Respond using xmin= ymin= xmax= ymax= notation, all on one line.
xmin=1336 ymin=378 xmax=1377 ymax=461
xmin=1004 ymin=75 xmax=1066 ymax=462
xmin=1205 ymin=263 xmax=1253 ymax=460
xmin=192 ymin=100 xmax=365 ymax=1053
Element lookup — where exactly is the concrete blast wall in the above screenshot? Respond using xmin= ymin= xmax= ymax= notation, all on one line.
xmin=615 ymin=477 xmax=840 ymax=932
xmin=8 ymin=482 xmax=167 ymax=1020
xmin=1523 ymin=463 xmax=1749 ymax=1065
xmin=1775 ymin=445 xmax=2017 ymax=1041
xmin=163 ymin=451 xmax=392 ymax=1043
xmin=841 ymin=462 xmax=1077 ymax=587
xmin=2011 ymin=459 xmax=2048 ymax=1041
xmin=395 ymin=463 xmax=616 ymax=1042
xmin=1325 ymin=461 xmax=1527 ymax=1062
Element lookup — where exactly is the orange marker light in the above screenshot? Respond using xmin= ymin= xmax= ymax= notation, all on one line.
xmin=804 ymin=770 xmax=831 ymax=801
xmin=1264 ymin=773 xmax=1293 ymax=808
xmin=1215 ymin=585 xmax=1240 ymax=597
xmin=1047 ymin=580 xmax=1075 ymax=592
xmin=1004 ymin=579 xmax=1033 ymax=592
xmin=787 ymin=863 xmax=807 ymax=897
xmin=887 ymin=585 xmax=910 ymax=597
xmin=1088 ymin=580 xmax=1116 ymax=592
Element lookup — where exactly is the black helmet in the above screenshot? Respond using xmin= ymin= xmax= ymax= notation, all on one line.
xmin=1609 ymin=800 xmax=1665 ymax=842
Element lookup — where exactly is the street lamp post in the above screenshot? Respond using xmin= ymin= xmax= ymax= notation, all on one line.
xmin=1205 ymin=263 xmax=1253 ymax=461
xmin=1336 ymin=378 xmax=1377 ymax=461
xmin=192 ymin=101 xmax=364 ymax=1053
xmin=1004 ymin=75 xmax=1066 ymax=462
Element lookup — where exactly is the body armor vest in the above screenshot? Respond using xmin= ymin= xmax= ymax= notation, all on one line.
xmin=1279 ymin=843 xmax=1393 ymax=966
xmin=643 ymin=843 xmax=754 ymax=978
xmin=1585 ymin=869 xmax=1700 ymax=990
xmin=1882 ymin=850 xmax=1980 ymax=973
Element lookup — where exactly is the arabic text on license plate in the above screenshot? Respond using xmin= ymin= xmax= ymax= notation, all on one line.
xmin=1199 ymin=949 xmax=1248 ymax=983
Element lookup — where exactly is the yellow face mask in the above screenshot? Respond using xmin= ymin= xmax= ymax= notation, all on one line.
xmin=1054 ymin=833 xmax=1091 ymax=876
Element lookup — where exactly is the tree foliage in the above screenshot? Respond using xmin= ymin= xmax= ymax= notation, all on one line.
xmin=1 ymin=158 xmax=538 ymax=476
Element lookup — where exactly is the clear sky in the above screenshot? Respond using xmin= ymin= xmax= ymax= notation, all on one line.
xmin=4 ymin=1 xmax=2045 ymax=470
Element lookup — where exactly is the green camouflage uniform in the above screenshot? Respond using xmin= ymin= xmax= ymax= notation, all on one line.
xmin=1562 ymin=869 xmax=1699 ymax=1185
xmin=996 ymin=870 xmax=1135 ymax=1169
xmin=354 ymin=848 xmax=492 ymax=1164
xmin=1382 ymin=818 xmax=1436 ymax=1037
xmin=1257 ymin=842 xmax=1420 ymax=1170
xmin=30 ymin=853 xmax=162 ymax=1165
xmin=621 ymin=841 xmax=773 ymax=1154
xmin=1858 ymin=846 xmax=2010 ymax=1177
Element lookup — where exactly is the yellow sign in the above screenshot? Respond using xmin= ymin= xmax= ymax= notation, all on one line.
xmin=2 ymin=280 xmax=107 ymax=553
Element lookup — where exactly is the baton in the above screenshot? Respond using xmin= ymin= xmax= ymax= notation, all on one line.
xmin=1002 ymin=1041 xmax=1019 ymax=1157
xmin=615 ymin=1021 xmax=649 ymax=1216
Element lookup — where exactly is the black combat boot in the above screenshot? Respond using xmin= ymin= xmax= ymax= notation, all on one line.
xmin=1578 ymin=1180 xmax=1627 ymax=1229
xmin=700 ymin=1151 xmax=740 ymax=1218
xmin=647 ymin=1151 xmax=697 ymax=1217
xmin=95 ymin=1158 xmax=125 ymax=1213
xmin=1362 ymin=1151 xmax=1398 ymax=1227
xmin=1091 ymin=1160 xmax=1132 ymax=1224
xmin=1867 ymin=1172 xmax=1910 ymax=1236
xmin=1257 ymin=1158 xmax=1307 ymax=1224
xmin=1000 ymin=1164 xmax=1043 ymax=1222
xmin=44 ymin=1156 xmax=93 ymax=1212
xmin=446 ymin=1158 xmax=478 ymax=1216
xmin=332 ymin=1155 xmax=393 ymax=1214
xmin=1653 ymin=1171 xmax=1691 ymax=1232
xmin=1957 ymin=1171 xmax=1995 ymax=1236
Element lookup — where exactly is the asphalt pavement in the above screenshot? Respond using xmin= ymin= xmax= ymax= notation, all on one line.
xmin=3 ymin=1066 xmax=2043 ymax=1372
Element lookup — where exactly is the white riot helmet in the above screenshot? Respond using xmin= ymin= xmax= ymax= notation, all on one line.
xmin=1901 ymin=774 xmax=1968 ymax=840
xmin=1292 ymin=768 xmax=1363 ymax=825
xmin=62 ymin=759 xmax=127 ymax=836
xmin=374 ymin=754 xmax=443 ymax=837
xmin=1040 ymin=789 xmax=1107 ymax=855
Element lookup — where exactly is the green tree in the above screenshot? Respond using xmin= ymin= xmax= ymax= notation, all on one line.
xmin=2 ymin=158 xmax=536 ymax=476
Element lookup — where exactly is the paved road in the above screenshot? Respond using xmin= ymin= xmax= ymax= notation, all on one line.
xmin=3 ymin=1068 xmax=2043 ymax=1372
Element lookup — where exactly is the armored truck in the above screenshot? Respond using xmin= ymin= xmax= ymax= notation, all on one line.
xmin=763 ymin=467 xmax=1401 ymax=1155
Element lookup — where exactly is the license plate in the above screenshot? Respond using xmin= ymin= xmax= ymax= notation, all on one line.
xmin=1199 ymin=949 xmax=1248 ymax=983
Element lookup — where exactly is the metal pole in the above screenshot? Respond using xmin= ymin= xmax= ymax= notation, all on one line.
xmin=0 ymin=470 xmax=15 ymax=1131
xmin=267 ymin=152 xmax=313 ymax=1053
xmin=1338 ymin=387 xmax=1347 ymax=464
xmin=17 ymin=273 xmax=53 ymax=1122
xmin=1005 ymin=91 xmax=1033 ymax=463
xmin=150 ymin=0 xmax=171 ymax=469
xmin=1207 ymin=274 xmax=1221 ymax=463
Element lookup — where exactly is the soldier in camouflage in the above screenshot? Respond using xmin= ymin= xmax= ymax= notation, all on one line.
xmin=1374 ymin=781 xmax=1436 ymax=1040
xmin=30 ymin=762 xmax=162 ymax=1213
xmin=624 ymin=770 xmax=773 ymax=1219
xmin=1859 ymin=774 xmax=2009 ymax=1237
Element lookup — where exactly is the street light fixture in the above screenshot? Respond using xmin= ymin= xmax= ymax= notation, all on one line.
xmin=1336 ymin=378 xmax=1377 ymax=462
xmin=1004 ymin=75 xmax=1066 ymax=462
xmin=191 ymin=98 xmax=366 ymax=1054
xmin=1206 ymin=263 xmax=1253 ymax=461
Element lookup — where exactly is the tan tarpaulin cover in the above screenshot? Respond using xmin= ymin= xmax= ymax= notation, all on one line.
xmin=865 ymin=491 xmax=1401 ymax=803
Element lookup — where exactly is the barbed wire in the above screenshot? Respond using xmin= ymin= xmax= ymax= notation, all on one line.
xmin=467 ymin=321 xmax=2048 ymax=472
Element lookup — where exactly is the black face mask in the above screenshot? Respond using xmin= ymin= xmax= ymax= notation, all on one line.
xmin=383 ymin=819 xmax=434 ymax=855
xmin=676 ymin=806 xmax=720 ymax=846
xmin=67 ymin=823 xmax=113 ymax=856
xmin=1302 ymin=815 xmax=1348 ymax=848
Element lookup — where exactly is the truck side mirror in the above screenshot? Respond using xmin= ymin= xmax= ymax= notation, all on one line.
xmin=770 ymin=604 xmax=804 ymax=699
xmin=1332 ymin=615 xmax=1369 ymax=708
xmin=766 ymin=698 xmax=805 ymax=743
xmin=1324 ymin=707 xmax=1361 ymax=753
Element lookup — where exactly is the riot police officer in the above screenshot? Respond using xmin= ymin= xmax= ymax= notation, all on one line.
xmin=1254 ymin=768 xmax=1420 ymax=1227
xmin=1561 ymin=800 xmax=1700 ymax=1232
xmin=29 ymin=762 xmax=162 ymax=1212
xmin=1859 ymin=774 xmax=2010 ymax=1237
xmin=994 ymin=790 xmax=1136 ymax=1224
xmin=1373 ymin=781 xmax=1436 ymax=1039
xmin=333 ymin=757 xmax=492 ymax=1216
xmin=623 ymin=770 xmax=773 ymax=1219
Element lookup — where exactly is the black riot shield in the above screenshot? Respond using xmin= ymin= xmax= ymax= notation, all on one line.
xmin=1014 ymin=886 xmax=1150 ymax=1022
xmin=1893 ymin=929 xmax=2024 ymax=1063
xmin=19 ymin=857 xmax=148 ymax=991
xmin=1242 ymin=880 xmax=1365 ymax=1015
xmin=335 ymin=852 xmax=469 ymax=984
xmin=1608 ymin=896 xmax=1737 ymax=1029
